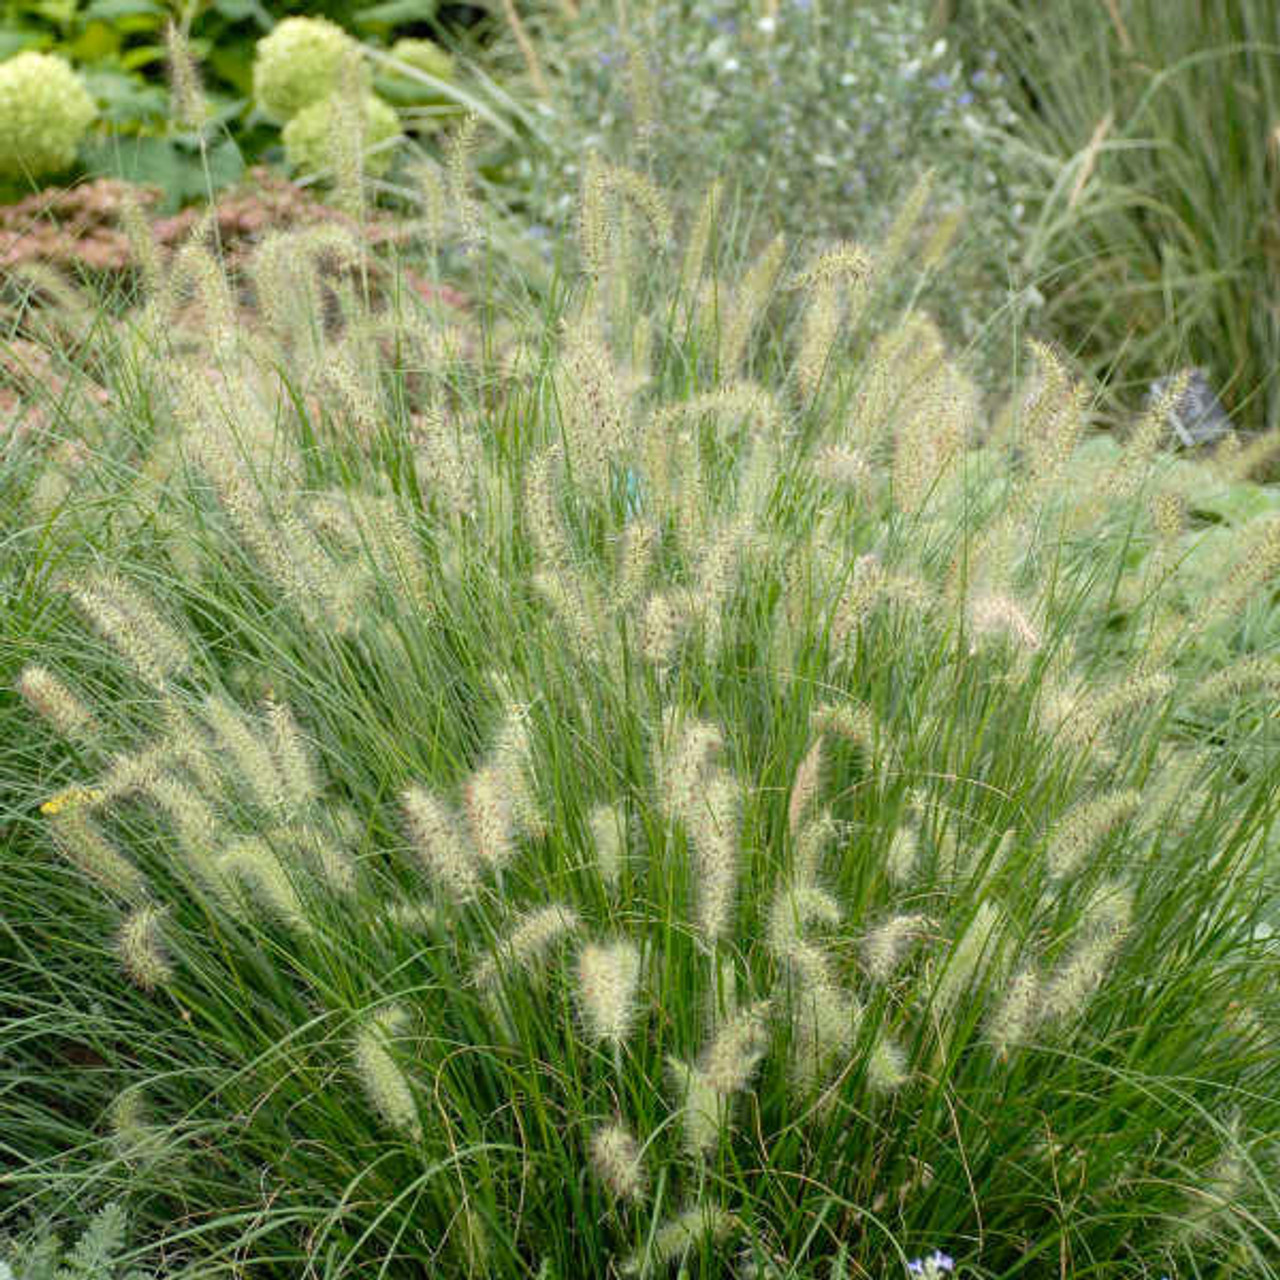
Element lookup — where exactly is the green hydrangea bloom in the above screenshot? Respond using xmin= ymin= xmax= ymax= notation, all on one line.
xmin=389 ymin=38 xmax=455 ymax=83
xmin=0 ymin=52 xmax=96 ymax=180
xmin=252 ymin=16 xmax=359 ymax=123
xmin=282 ymin=93 xmax=400 ymax=180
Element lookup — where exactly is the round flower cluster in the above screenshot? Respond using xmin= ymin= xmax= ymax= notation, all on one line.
xmin=282 ymin=93 xmax=400 ymax=179
xmin=252 ymin=16 xmax=359 ymax=123
xmin=389 ymin=37 xmax=455 ymax=84
xmin=0 ymin=52 xmax=96 ymax=180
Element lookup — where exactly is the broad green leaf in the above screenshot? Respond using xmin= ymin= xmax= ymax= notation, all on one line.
xmin=27 ymin=0 xmax=77 ymax=30
xmin=211 ymin=0 xmax=272 ymax=27
xmin=82 ymin=0 xmax=166 ymax=20
xmin=353 ymin=0 xmax=440 ymax=31
xmin=0 ymin=28 xmax=49 ymax=59
xmin=120 ymin=43 xmax=167 ymax=72
xmin=80 ymin=67 xmax=168 ymax=126
xmin=208 ymin=41 xmax=254 ymax=96
xmin=68 ymin=20 xmax=122 ymax=62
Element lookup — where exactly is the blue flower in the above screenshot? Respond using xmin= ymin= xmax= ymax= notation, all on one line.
xmin=907 ymin=1254 xmax=955 ymax=1277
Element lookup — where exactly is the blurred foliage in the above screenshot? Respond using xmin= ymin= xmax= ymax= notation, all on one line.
xmin=947 ymin=0 xmax=1280 ymax=432
xmin=0 ymin=0 xmax=492 ymax=209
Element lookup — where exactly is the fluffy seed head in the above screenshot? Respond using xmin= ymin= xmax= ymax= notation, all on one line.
xmin=986 ymin=967 xmax=1041 ymax=1056
xmin=885 ymin=820 xmax=920 ymax=887
xmin=796 ymin=280 xmax=843 ymax=399
xmin=687 ymin=770 xmax=741 ymax=942
xmin=877 ymin=168 xmax=934 ymax=277
xmin=1051 ymin=673 xmax=1174 ymax=749
xmin=533 ymin=567 xmax=605 ymax=662
xmin=65 ymin=574 xmax=189 ymax=692
xmin=679 ymin=180 xmax=723 ymax=301
xmin=810 ymin=700 xmax=877 ymax=753
xmin=813 ymin=444 xmax=873 ymax=490
xmin=165 ymin=20 xmax=207 ymax=131
xmin=1180 ymin=1134 xmax=1249 ymax=1240
xmin=578 ymin=156 xmax=673 ymax=278
xmin=109 ymin=1091 xmax=166 ymax=1169
xmin=793 ymin=810 xmax=838 ymax=883
xmin=463 ymin=764 xmax=517 ymax=874
xmin=1081 ymin=880 xmax=1134 ymax=936
xmin=488 ymin=704 xmax=545 ymax=842
xmin=118 ymin=905 xmax=173 ymax=992
xmin=445 ymin=112 xmax=482 ymax=253
xmin=558 ymin=320 xmax=630 ymax=490
xmin=621 ymin=1203 xmax=733 ymax=1276
xmin=667 ymin=1054 xmax=721 ymax=1156
xmin=720 ymin=234 xmax=786 ymax=375
xmin=471 ymin=903 xmax=579 ymax=991
xmin=694 ymin=521 xmax=748 ymax=654
xmin=865 ymin=1033 xmax=909 ymax=1093
xmin=277 ymin=822 xmax=357 ymax=896
xmin=1041 ymin=931 xmax=1124 ymax=1025
xmin=640 ymin=589 xmax=691 ymax=667
xmin=700 ymin=999 xmax=773 ymax=1095
xmin=969 ymin=592 xmax=1041 ymax=652
xmin=788 ymin=736 xmax=825 ymax=838
xmin=354 ymin=1004 xmax=422 ymax=1141
xmin=285 ymin=87 xmax=399 ymax=188
xmin=202 ymin=695 xmax=285 ymax=816
xmin=1046 ymin=789 xmax=1142 ymax=881
xmin=413 ymin=406 xmax=479 ymax=519
xmin=17 ymin=664 xmax=96 ymax=740
xmin=660 ymin=715 xmax=725 ymax=824
xmin=767 ymin=881 xmax=842 ymax=954
xmin=1022 ymin=339 xmax=1088 ymax=487
xmin=524 ymin=445 xmax=571 ymax=568
xmin=933 ymin=902 xmax=1004 ymax=1021
xmin=588 ymin=802 xmax=626 ymax=889
xmin=576 ymin=938 xmax=641 ymax=1046
xmin=143 ymin=775 xmax=223 ymax=870
xmin=1186 ymin=653 xmax=1280 ymax=709
xmin=1201 ymin=515 xmax=1280 ymax=632
xmin=614 ymin=519 xmax=658 ymax=613
xmin=48 ymin=808 xmax=146 ymax=902
xmin=220 ymin=836 xmax=312 ymax=933
xmin=590 ymin=1122 xmax=646 ymax=1201
xmin=264 ymin=700 xmax=320 ymax=818
xmin=861 ymin=914 xmax=932 ymax=982
xmin=401 ymin=786 xmax=478 ymax=902
xmin=784 ymin=939 xmax=860 ymax=1091
xmin=1107 ymin=369 xmax=1190 ymax=500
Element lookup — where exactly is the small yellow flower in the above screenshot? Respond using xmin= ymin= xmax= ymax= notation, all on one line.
xmin=40 ymin=786 xmax=102 ymax=817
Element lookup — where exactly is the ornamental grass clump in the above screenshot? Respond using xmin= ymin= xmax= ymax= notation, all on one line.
xmin=3 ymin=157 xmax=1278 ymax=1280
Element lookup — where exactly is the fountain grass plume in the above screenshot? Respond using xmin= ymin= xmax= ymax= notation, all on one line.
xmin=576 ymin=938 xmax=642 ymax=1047
xmin=354 ymin=1004 xmax=422 ymax=1141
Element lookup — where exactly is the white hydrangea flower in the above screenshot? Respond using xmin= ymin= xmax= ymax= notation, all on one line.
xmin=0 ymin=52 xmax=96 ymax=180
xmin=252 ymin=16 xmax=356 ymax=122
